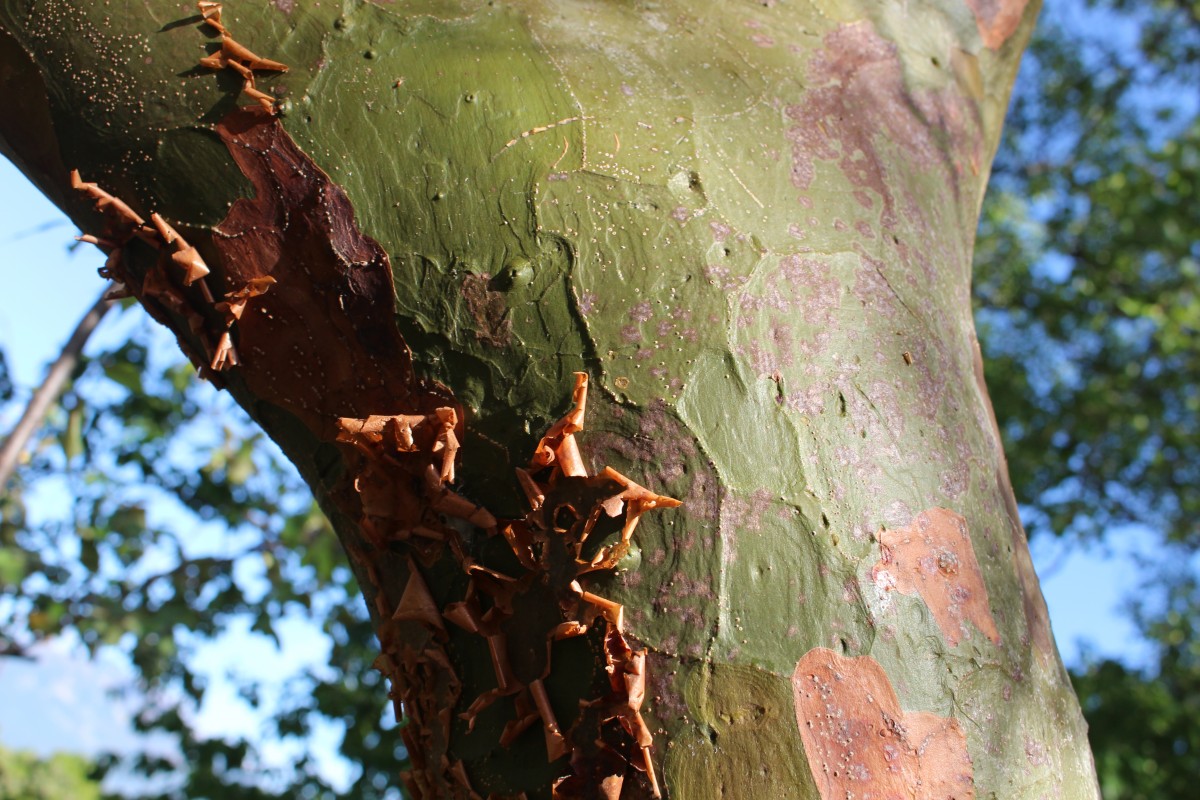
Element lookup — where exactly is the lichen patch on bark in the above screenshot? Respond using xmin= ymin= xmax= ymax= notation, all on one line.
xmin=872 ymin=507 xmax=1000 ymax=647
xmin=460 ymin=272 xmax=513 ymax=348
xmin=792 ymin=647 xmax=975 ymax=800
xmin=786 ymin=22 xmax=981 ymax=232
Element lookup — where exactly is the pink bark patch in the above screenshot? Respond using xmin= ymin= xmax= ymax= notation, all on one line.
xmin=965 ymin=0 xmax=1031 ymax=50
xmin=786 ymin=23 xmax=974 ymax=231
xmin=792 ymin=648 xmax=975 ymax=800
xmin=872 ymin=508 xmax=1000 ymax=646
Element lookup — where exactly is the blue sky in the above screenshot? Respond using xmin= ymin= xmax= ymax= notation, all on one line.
xmin=0 ymin=155 xmax=1148 ymax=773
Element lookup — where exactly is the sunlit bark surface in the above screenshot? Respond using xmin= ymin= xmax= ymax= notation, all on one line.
xmin=0 ymin=1 xmax=1100 ymax=797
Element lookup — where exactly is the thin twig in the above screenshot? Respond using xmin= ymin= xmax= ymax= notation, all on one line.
xmin=0 ymin=286 xmax=114 ymax=490
xmin=0 ymin=637 xmax=34 ymax=660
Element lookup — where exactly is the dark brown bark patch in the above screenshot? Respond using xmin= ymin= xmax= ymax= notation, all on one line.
xmin=792 ymin=647 xmax=975 ymax=800
xmin=210 ymin=107 xmax=455 ymax=434
xmin=965 ymin=0 xmax=1032 ymax=50
xmin=872 ymin=507 xmax=1001 ymax=647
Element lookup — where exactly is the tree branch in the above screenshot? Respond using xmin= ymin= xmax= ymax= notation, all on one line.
xmin=0 ymin=286 xmax=113 ymax=489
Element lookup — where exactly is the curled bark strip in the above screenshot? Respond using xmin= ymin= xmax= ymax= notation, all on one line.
xmin=792 ymin=647 xmax=975 ymax=800
xmin=70 ymin=173 xmax=144 ymax=292
xmin=577 ymin=585 xmax=624 ymax=631
xmin=336 ymin=413 xmax=430 ymax=454
xmin=70 ymin=169 xmax=145 ymax=231
xmin=392 ymin=558 xmax=444 ymax=631
xmin=486 ymin=633 xmax=518 ymax=692
xmin=500 ymin=691 xmax=542 ymax=748
xmin=433 ymin=407 xmax=460 ymax=483
xmin=336 ymin=408 xmax=460 ymax=482
xmin=75 ymin=234 xmax=129 ymax=287
xmin=210 ymin=277 xmax=275 ymax=371
xmin=150 ymin=213 xmax=211 ymax=286
xmin=530 ymin=371 xmax=588 ymax=471
xmin=872 ymin=507 xmax=1000 ymax=646
xmin=424 ymin=465 xmax=499 ymax=528
xmin=196 ymin=2 xmax=289 ymax=112
xmin=216 ymin=276 xmax=276 ymax=319
xmin=530 ymin=678 xmax=570 ymax=762
xmin=71 ymin=172 xmax=227 ymax=373
xmin=515 ymin=467 xmax=545 ymax=510
xmin=431 ymin=376 xmax=676 ymax=795
xmin=578 ymin=467 xmax=682 ymax=573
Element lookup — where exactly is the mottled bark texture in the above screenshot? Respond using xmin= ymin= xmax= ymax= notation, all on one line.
xmin=0 ymin=1 xmax=1100 ymax=798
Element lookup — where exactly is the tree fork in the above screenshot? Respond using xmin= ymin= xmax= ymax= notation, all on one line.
xmin=0 ymin=1 xmax=1100 ymax=798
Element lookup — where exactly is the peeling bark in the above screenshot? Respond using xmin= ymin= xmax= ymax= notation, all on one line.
xmin=792 ymin=648 xmax=975 ymax=800
xmin=872 ymin=507 xmax=1001 ymax=647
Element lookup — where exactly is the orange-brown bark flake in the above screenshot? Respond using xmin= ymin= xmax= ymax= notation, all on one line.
xmin=872 ymin=507 xmax=1000 ymax=647
xmin=196 ymin=2 xmax=289 ymax=112
xmin=964 ymin=0 xmax=1033 ymax=50
xmin=792 ymin=647 xmax=975 ymax=800
xmin=71 ymin=171 xmax=227 ymax=372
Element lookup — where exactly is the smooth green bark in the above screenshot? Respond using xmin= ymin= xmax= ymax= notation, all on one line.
xmin=0 ymin=1 xmax=1099 ymax=798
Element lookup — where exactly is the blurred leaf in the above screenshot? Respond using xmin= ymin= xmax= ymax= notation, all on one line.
xmin=104 ymin=359 xmax=143 ymax=395
xmin=0 ymin=349 xmax=13 ymax=404
xmin=79 ymin=538 xmax=99 ymax=572
xmin=108 ymin=505 xmax=146 ymax=539
xmin=0 ymin=548 xmax=26 ymax=588
xmin=62 ymin=402 xmax=84 ymax=462
xmin=0 ymin=743 xmax=101 ymax=800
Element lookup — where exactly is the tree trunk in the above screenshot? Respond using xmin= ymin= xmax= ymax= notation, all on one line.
xmin=0 ymin=1 xmax=1099 ymax=798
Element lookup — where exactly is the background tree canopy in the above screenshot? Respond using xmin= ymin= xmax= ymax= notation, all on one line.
xmin=974 ymin=0 xmax=1199 ymax=796
xmin=0 ymin=743 xmax=100 ymax=800
xmin=0 ymin=0 xmax=1196 ymax=797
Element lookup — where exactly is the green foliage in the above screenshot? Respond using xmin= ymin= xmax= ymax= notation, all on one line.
xmin=1072 ymin=566 xmax=1200 ymax=799
xmin=0 ymin=309 xmax=403 ymax=798
xmin=0 ymin=743 xmax=100 ymax=800
xmin=977 ymin=0 xmax=1199 ymax=544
